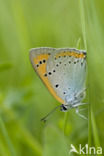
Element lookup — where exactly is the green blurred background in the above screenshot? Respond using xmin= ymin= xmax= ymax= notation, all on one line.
xmin=0 ymin=0 xmax=104 ymax=155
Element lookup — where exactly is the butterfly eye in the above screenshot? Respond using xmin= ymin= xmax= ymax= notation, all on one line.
xmin=60 ymin=104 xmax=68 ymax=112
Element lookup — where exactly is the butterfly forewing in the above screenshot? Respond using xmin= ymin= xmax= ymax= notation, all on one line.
xmin=29 ymin=48 xmax=65 ymax=104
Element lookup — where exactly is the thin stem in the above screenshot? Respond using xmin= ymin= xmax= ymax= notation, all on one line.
xmin=63 ymin=111 xmax=69 ymax=135
xmin=91 ymin=110 xmax=102 ymax=156
xmin=79 ymin=0 xmax=92 ymax=148
xmin=79 ymin=0 xmax=87 ymax=50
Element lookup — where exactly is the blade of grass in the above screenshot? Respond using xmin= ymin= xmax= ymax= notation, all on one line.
xmin=91 ymin=110 xmax=102 ymax=154
xmin=79 ymin=2 xmax=102 ymax=156
xmin=63 ymin=111 xmax=69 ymax=135
xmin=79 ymin=0 xmax=87 ymax=50
xmin=79 ymin=0 xmax=92 ymax=150
xmin=0 ymin=116 xmax=17 ymax=156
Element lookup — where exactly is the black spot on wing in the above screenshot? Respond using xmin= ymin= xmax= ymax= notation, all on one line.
xmin=48 ymin=72 xmax=52 ymax=75
xmin=44 ymin=73 xmax=47 ymax=77
xmin=63 ymin=92 xmax=66 ymax=95
xmin=43 ymin=59 xmax=46 ymax=63
xmin=55 ymin=84 xmax=59 ymax=88
xmin=39 ymin=61 xmax=42 ymax=64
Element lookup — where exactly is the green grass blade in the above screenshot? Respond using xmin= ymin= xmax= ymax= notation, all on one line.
xmin=0 ymin=116 xmax=17 ymax=156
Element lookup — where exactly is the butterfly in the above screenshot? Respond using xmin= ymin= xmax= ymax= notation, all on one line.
xmin=29 ymin=47 xmax=87 ymax=121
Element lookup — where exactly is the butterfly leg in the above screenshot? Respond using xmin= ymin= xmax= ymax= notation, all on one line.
xmin=75 ymin=107 xmax=88 ymax=120
xmin=73 ymin=102 xmax=88 ymax=107
xmin=78 ymin=107 xmax=88 ymax=112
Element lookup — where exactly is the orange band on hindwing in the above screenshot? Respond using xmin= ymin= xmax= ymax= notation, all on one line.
xmin=55 ymin=51 xmax=86 ymax=59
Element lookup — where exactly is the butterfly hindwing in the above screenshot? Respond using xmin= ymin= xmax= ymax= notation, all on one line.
xmin=46 ymin=48 xmax=86 ymax=102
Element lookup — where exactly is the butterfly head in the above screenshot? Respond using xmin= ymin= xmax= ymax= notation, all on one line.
xmin=60 ymin=104 xmax=68 ymax=112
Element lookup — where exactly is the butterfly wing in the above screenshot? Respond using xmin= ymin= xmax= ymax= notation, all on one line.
xmin=29 ymin=47 xmax=65 ymax=104
xmin=29 ymin=48 xmax=86 ymax=104
xmin=46 ymin=48 xmax=87 ymax=103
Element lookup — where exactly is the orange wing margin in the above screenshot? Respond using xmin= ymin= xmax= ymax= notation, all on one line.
xmin=33 ymin=54 xmax=65 ymax=104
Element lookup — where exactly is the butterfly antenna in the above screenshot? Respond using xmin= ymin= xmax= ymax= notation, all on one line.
xmin=41 ymin=105 xmax=61 ymax=122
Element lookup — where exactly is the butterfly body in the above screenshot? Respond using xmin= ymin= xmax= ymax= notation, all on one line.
xmin=29 ymin=47 xmax=87 ymax=112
